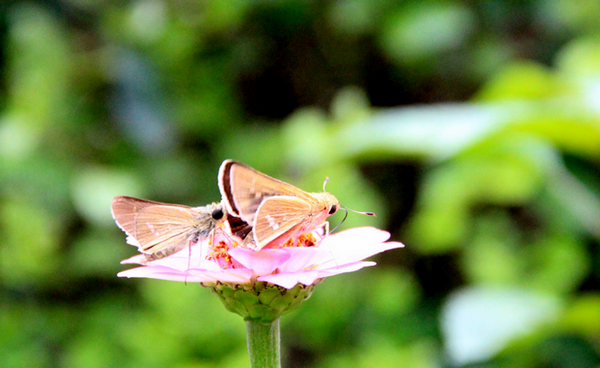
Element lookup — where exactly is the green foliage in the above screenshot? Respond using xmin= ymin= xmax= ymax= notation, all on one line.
xmin=1 ymin=1 xmax=600 ymax=367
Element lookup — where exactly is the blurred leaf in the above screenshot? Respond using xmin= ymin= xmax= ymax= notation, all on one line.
xmin=506 ymin=121 xmax=600 ymax=159
xmin=544 ymin=161 xmax=600 ymax=239
xmin=71 ymin=166 xmax=144 ymax=227
xmin=173 ymin=60 xmax=243 ymax=136
xmin=107 ymin=48 xmax=177 ymax=156
xmin=138 ymin=155 xmax=220 ymax=203
xmin=126 ymin=0 xmax=168 ymax=45
xmin=301 ymin=162 xmax=386 ymax=231
xmin=475 ymin=61 xmax=572 ymax=101
xmin=461 ymin=211 xmax=523 ymax=285
xmin=364 ymin=267 xmax=421 ymax=317
xmin=0 ymin=303 xmax=53 ymax=368
xmin=523 ymin=234 xmax=589 ymax=294
xmin=217 ymin=125 xmax=283 ymax=173
xmin=0 ymin=117 xmax=39 ymax=161
xmin=0 ymin=153 xmax=72 ymax=212
xmin=409 ymin=134 xmax=552 ymax=254
xmin=284 ymin=275 xmax=363 ymax=350
xmin=441 ymin=287 xmax=562 ymax=366
xmin=380 ymin=3 xmax=475 ymax=65
xmin=138 ymin=280 xmax=246 ymax=352
xmin=468 ymin=37 xmax=515 ymax=79
xmin=330 ymin=86 xmax=372 ymax=126
xmin=341 ymin=104 xmax=506 ymax=161
xmin=543 ymin=0 xmax=600 ymax=33
xmin=556 ymin=37 xmax=600 ymax=78
xmin=6 ymin=3 xmax=73 ymax=131
xmin=559 ymin=294 xmax=600 ymax=338
xmin=69 ymin=229 xmax=130 ymax=277
xmin=327 ymin=0 xmax=378 ymax=35
xmin=322 ymin=336 xmax=438 ymax=368
xmin=202 ymin=0 xmax=249 ymax=32
xmin=0 ymin=201 xmax=60 ymax=285
xmin=281 ymin=107 xmax=333 ymax=171
xmin=63 ymin=332 xmax=122 ymax=368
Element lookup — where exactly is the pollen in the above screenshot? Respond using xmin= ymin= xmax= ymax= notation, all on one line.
xmin=277 ymin=232 xmax=318 ymax=248
xmin=298 ymin=233 xmax=317 ymax=247
xmin=281 ymin=237 xmax=295 ymax=248
xmin=206 ymin=240 xmax=234 ymax=267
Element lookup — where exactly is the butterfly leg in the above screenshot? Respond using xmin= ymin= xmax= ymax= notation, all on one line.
xmin=312 ymin=221 xmax=329 ymax=244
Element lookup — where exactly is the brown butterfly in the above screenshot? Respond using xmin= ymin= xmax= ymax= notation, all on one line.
xmin=218 ymin=160 xmax=343 ymax=250
xmin=111 ymin=196 xmax=251 ymax=263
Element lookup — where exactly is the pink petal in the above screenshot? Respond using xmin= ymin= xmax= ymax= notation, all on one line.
xmin=320 ymin=227 xmax=404 ymax=265
xmin=118 ymin=265 xmax=195 ymax=282
xmin=200 ymin=269 xmax=254 ymax=284
xmin=276 ymin=247 xmax=335 ymax=273
xmin=228 ymin=248 xmax=291 ymax=276
xmin=151 ymin=252 xmax=215 ymax=271
xmin=118 ymin=264 xmax=254 ymax=284
xmin=258 ymin=261 xmax=377 ymax=289
xmin=258 ymin=269 xmax=321 ymax=289
xmin=326 ymin=226 xmax=391 ymax=245
xmin=316 ymin=261 xmax=376 ymax=277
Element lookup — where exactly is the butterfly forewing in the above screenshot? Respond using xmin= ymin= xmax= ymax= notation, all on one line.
xmin=111 ymin=196 xmax=226 ymax=258
xmin=219 ymin=160 xmax=315 ymax=224
xmin=133 ymin=205 xmax=206 ymax=253
xmin=111 ymin=196 xmax=171 ymax=237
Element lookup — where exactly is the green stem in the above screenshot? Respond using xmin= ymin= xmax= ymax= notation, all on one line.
xmin=246 ymin=319 xmax=281 ymax=368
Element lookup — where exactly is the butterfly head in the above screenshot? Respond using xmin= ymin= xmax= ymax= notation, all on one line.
xmin=319 ymin=192 xmax=340 ymax=216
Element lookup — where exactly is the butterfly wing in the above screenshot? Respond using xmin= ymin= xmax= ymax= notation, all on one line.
xmin=112 ymin=196 xmax=213 ymax=254
xmin=252 ymin=196 xmax=312 ymax=250
xmin=111 ymin=196 xmax=172 ymax=237
xmin=218 ymin=160 xmax=315 ymax=224
xmin=227 ymin=212 xmax=253 ymax=240
xmin=133 ymin=205 xmax=204 ymax=253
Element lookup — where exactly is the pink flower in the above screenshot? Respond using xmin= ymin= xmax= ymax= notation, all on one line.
xmin=118 ymin=227 xmax=404 ymax=289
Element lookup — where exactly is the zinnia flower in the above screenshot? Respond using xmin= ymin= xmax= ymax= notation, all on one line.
xmin=118 ymin=226 xmax=404 ymax=322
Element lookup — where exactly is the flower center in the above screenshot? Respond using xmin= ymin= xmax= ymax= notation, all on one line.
xmin=279 ymin=232 xmax=318 ymax=248
xmin=206 ymin=240 xmax=235 ymax=268
xmin=206 ymin=231 xmax=320 ymax=271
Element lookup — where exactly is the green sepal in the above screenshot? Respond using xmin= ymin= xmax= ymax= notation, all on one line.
xmin=205 ymin=281 xmax=320 ymax=323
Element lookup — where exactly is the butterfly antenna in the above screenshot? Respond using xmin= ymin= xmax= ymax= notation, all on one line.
xmin=330 ymin=205 xmax=376 ymax=233
xmin=342 ymin=205 xmax=376 ymax=217
xmin=322 ymin=177 xmax=330 ymax=192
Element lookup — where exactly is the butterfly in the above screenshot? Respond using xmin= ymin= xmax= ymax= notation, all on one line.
xmin=218 ymin=160 xmax=341 ymax=250
xmin=112 ymin=196 xmax=251 ymax=263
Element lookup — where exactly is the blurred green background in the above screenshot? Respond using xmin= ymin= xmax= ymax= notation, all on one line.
xmin=1 ymin=0 xmax=600 ymax=367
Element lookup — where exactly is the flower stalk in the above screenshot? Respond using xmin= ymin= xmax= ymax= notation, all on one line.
xmin=246 ymin=319 xmax=281 ymax=368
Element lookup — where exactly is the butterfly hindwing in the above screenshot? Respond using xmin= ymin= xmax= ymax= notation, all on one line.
xmin=252 ymin=196 xmax=312 ymax=249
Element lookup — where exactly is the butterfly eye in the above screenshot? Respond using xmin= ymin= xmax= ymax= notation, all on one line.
xmin=212 ymin=207 xmax=224 ymax=220
xmin=328 ymin=204 xmax=338 ymax=215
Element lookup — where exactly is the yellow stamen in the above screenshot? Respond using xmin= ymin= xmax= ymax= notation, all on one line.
xmin=297 ymin=233 xmax=317 ymax=247
xmin=207 ymin=240 xmax=234 ymax=266
xmin=277 ymin=232 xmax=318 ymax=248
